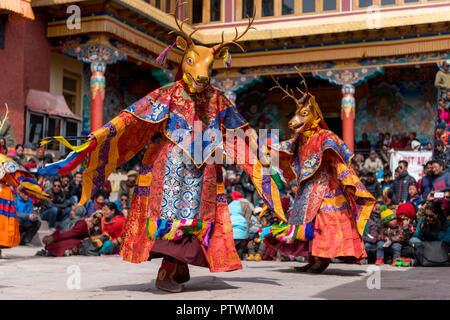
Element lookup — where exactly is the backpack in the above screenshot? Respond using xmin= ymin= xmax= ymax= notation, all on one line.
xmin=413 ymin=241 xmax=449 ymax=267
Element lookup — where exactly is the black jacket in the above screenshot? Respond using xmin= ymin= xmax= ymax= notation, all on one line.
xmin=388 ymin=171 xmax=416 ymax=205
xmin=362 ymin=179 xmax=382 ymax=199
xmin=40 ymin=189 xmax=70 ymax=213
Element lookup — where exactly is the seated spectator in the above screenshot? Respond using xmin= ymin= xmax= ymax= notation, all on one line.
xmin=98 ymin=203 xmax=127 ymax=255
xmin=438 ymin=98 xmax=450 ymax=128
xmin=0 ymin=136 xmax=7 ymax=154
xmin=379 ymin=144 xmax=390 ymax=164
xmin=42 ymin=154 xmax=53 ymax=167
xmin=363 ymin=149 xmax=383 ymax=175
xmin=61 ymin=174 xmax=75 ymax=201
xmin=362 ymin=207 xmax=379 ymax=262
xmin=375 ymin=208 xmax=406 ymax=265
xmin=409 ymin=201 xmax=450 ymax=247
xmin=38 ymin=211 xmax=103 ymax=257
xmin=119 ymin=170 xmax=137 ymax=206
xmin=86 ymin=189 xmax=107 ymax=218
xmin=407 ymin=182 xmax=425 ymax=212
xmin=246 ymin=215 xmax=270 ymax=261
xmin=411 ymin=139 xmax=421 ymax=151
xmin=381 ymin=173 xmax=392 ymax=201
xmin=351 ymin=160 xmax=363 ymax=177
xmin=362 ymin=172 xmax=382 ymax=199
xmin=383 ymin=132 xmax=392 ymax=147
xmin=228 ymin=194 xmax=247 ymax=260
xmin=430 ymin=160 xmax=450 ymax=193
xmin=424 ymin=141 xmax=433 ymax=151
xmin=114 ymin=193 xmax=130 ymax=217
xmin=71 ymin=172 xmax=83 ymax=202
xmin=396 ymin=202 xmax=417 ymax=239
xmin=434 ymin=60 xmax=450 ymax=92
xmin=356 ymin=133 xmax=371 ymax=151
xmin=420 ymin=161 xmax=434 ymax=199
xmin=435 ymin=123 xmax=449 ymax=146
xmin=59 ymin=205 xmax=84 ymax=234
xmin=433 ymin=141 xmax=450 ymax=168
xmin=389 ymin=135 xmax=403 ymax=149
xmin=14 ymin=144 xmax=25 ymax=166
xmin=40 ymin=178 xmax=71 ymax=229
xmin=31 ymin=147 xmax=45 ymax=168
xmin=15 ymin=190 xmax=41 ymax=246
xmin=376 ymin=133 xmax=385 ymax=149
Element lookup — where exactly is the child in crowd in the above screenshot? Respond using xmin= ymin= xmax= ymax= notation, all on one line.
xmin=375 ymin=207 xmax=408 ymax=266
xmin=396 ymin=202 xmax=417 ymax=237
xmin=247 ymin=215 xmax=271 ymax=261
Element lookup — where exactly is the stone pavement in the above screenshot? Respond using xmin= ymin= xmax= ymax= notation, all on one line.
xmin=0 ymin=246 xmax=449 ymax=300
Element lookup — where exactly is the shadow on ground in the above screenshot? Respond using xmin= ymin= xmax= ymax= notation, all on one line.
xmin=100 ymin=275 xmax=282 ymax=294
xmin=270 ymin=265 xmax=367 ymax=277
xmin=313 ymin=267 xmax=450 ymax=299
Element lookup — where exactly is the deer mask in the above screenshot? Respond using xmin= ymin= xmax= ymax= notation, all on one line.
xmin=160 ymin=0 xmax=255 ymax=94
xmin=271 ymin=67 xmax=328 ymax=136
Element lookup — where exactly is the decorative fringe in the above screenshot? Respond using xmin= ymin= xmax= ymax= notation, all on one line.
xmin=0 ymin=0 xmax=35 ymax=21
xmin=147 ymin=218 xmax=214 ymax=248
xmin=155 ymin=39 xmax=178 ymax=67
xmin=223 ymin=50 xmax=232 ymax=68
xmin=270 ymin=222 xmax=318 ymax=244
xmin=38 ymin=138 xmax=97 ymax=177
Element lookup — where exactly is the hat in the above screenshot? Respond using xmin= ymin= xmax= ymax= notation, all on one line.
xmin=435 ymin=140 xmax=444 ymax=147
xmin=370 ymin=150 xmax=376 ymax=155
xmin=127 ymin=170 xmax=138 ymax=177
xmin=411 ymin=139 xmax=421 ymax=151
xmin=437 ymin=123 xmax=446 ymax=130
xmin=396 ymin=203 xmax=416 ymax=221
xmin=230 ymin=190 xmax=243 ymax=201
xmin=6 ymin=149 xmax=16 ymax=158
xmin=381 ymin=208 xmax=396 ymax=224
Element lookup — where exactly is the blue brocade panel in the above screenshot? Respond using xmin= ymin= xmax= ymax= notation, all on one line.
xmin=160 ymin=150 xmax=204 ymax=220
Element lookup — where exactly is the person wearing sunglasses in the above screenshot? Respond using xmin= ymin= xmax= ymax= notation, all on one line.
xmin=38 ymin=211 xmax=104 ymax=257
xmin=387 ymin=160 xmax=416 ymax=205
xmin=39 ymin=178 xmax=71 ymax=230
xmin=409 ymin=201 xmax=450 ymax=248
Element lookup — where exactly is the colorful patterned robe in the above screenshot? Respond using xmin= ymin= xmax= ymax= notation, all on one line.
xmin=79 ymin=80 xmax=284 ymax=272
xmin=267 ymin=127 xmax=375 ymax=259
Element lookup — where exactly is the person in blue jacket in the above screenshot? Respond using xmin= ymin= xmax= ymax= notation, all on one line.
xmin=409 ymin=200 xmax=450 ymax=247
xmin=15 ymin=190 xmax=41 ymax=246
xmin=228 ymin=194 xmax=247 ymax=259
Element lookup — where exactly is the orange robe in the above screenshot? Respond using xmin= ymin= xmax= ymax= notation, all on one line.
xmin=79 ymin=80 xmax=284 ymax=271
xmin=267 ymin=127 xmax=375 ymax=259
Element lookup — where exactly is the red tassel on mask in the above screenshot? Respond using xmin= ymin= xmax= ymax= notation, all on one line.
xmin=156 ymin=39 xmax=179 ymax=67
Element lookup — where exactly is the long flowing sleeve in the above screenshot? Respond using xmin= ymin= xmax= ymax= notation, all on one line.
xmin=79 ymin=111 xmax=164 ymax=206
xmin=223 ymin=121 xmax=286 ymax=222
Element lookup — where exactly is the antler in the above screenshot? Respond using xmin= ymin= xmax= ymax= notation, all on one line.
xmin=0 ymin=103 xmax=9 ymax=133
xmin=294 ymin=66 xmax=308 ymax=96
xmin=269 ymin=75 xmax=298 ymax=102
xmin=168 ymin=0 xmax=198 ymax=45
xmin=213 ymin=6 xmax=256 ymax=53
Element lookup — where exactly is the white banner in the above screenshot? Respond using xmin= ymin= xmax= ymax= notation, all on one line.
xmin=389 ymin=150 xmax=433 ymax=181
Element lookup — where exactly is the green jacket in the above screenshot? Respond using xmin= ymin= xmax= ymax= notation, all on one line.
xmin=0 ymin=116 xmax=16 ymax=148
xmin=435 ymin=70 xmax=450 ymax=90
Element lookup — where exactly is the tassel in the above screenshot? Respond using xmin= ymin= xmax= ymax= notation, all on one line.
xmin=156 ymin=40 xmax=178 ymax=67
xmin=223 ymin=50 xmax=232 ymax=68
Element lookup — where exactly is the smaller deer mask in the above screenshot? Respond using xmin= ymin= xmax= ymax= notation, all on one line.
xmin=270 ymin=67 xmax=327 ymax=135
